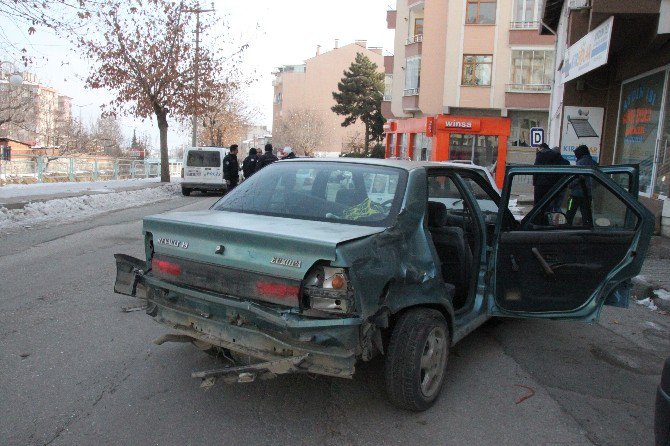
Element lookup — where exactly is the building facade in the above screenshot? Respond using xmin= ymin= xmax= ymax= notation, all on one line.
xmin=542 ymin=0 xmax=670 ymax=234
xmin=272 ymin=41 xmax=385 ymax=156
xmin=0 ymin=70 xmax=72 ymax=147
xmin=383 ymin=0 xmax=555 ymax=186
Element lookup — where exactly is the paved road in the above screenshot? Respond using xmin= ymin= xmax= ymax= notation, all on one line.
xmin=1 ymin=194 xmax=668 ymax=446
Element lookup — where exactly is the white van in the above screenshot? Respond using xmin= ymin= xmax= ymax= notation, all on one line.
xmin=181 ymin=147 xmax=230 ymax=196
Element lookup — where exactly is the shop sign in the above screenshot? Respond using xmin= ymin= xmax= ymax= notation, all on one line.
xmin=561 ymin=106 xmax=604 ymax=162
xmin=425 ymin=117 xmax=435 ymax=137
xmin=444 ymin=118 xmax=481 ymax=132
xmin=561 ymin=16 xmax=614 ymax=84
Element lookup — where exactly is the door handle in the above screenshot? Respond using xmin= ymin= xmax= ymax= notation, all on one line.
xmin=531 ymin=248 xmax=555 ymax=279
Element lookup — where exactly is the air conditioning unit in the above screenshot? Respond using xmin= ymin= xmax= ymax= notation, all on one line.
xmin=568 ymin=0 xmax=590 ymax=10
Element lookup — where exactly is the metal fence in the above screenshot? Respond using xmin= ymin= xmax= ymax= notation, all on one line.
xmin=0 ymin=155 xmax=182 ymax=184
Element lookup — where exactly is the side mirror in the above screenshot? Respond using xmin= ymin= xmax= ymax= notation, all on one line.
xmin=546 ymin=212 xmax=567 ymax=226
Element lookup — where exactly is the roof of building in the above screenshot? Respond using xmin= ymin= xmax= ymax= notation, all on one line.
xmin=541 ymin=0 xmax=565 ymax=35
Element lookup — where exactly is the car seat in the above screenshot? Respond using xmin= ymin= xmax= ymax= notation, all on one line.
xmin=427 ymin=201 xmax=472 ymax=308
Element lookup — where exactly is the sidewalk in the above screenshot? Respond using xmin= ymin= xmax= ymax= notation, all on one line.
xmin=0 ymin=178 xmax=173 ymax=209
xmin=635 ymin=235 xmax=670 ymax=311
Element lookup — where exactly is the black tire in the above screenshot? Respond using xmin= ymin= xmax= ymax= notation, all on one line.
xmin=384 ymin=308 xmax=450 ymax=411
xmin=181 ymin=187 xmax=191 ymax=196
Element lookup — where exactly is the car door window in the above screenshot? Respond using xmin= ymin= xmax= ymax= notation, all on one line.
xmin=495 ymin=169 xmax=647 ymax=316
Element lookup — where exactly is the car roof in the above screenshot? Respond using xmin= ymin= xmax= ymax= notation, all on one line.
xmin=282 ymin=157 xmax=490 ymax=173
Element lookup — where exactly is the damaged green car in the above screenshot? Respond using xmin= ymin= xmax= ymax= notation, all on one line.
xmin=114 ymin=159 xmax=653 ymax=411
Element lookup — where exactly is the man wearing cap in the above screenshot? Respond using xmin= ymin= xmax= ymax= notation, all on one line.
xmin=242 ymin=147 xmax=258 ymax=179
xmin=255 ymin=143 xmax=278 ymax=172
xmin=223 ymin=144 xmax=240 ymax=191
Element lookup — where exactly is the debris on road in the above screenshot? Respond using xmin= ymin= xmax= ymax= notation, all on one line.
xmin=514 ymin=384 xmax=536 ymax=404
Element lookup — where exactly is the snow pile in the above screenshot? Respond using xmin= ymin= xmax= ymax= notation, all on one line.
xmin=0 ymin=183 xmax=180 ymax=230
xmin=0 ymin=178 xmax=162 ymax=200
xmin=635 ymin=297 xmax=658 ymax=311
xmin=653 ymin=289 xmax=670 ymax=301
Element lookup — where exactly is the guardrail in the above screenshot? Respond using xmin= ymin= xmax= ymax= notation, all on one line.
xmin=0 ymin=155 xmax=182 ymax=184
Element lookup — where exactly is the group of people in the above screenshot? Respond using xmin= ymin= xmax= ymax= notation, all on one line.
xmin=533 ymin=143 xmax=597 ymax=226
xmin=222 ymin=143 xmax=296 ymax=190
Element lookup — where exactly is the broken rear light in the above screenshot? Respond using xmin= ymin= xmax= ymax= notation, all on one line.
xmin=152 ymin=258 xmax=182 ymax=276
xmin=256 ymin=281 xmax=300 ymax=299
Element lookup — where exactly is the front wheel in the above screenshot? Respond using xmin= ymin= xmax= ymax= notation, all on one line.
xmin=181 ymin=187 xmax=192 ymax=196
xmin=384 ymin=308 xmax=450 ymax=411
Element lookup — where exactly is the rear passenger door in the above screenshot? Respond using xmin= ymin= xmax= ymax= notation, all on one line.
xmin=489 ymin=166 xmax=654 ymax=321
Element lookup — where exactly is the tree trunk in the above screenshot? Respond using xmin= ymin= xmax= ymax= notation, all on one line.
xmin=364 ymin=125 xmax=370 ymax=155
xmin=156 ymin=111 xmax=170 ymax=183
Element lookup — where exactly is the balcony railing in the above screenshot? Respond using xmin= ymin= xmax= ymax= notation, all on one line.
xmin=403 ymin=87 xmax=420 ymax=96
xmin=506 ymin=83 xmax=551 ymax=93
xmin=383 ymin=94 xmax=393 ymax=101
xmin=407 ymin=0 xmax=425 ymax=8
xmin=405 ymin=34 xmax=423 ymax=45
xmin=510 ymin=20 xmax=540 ymax=30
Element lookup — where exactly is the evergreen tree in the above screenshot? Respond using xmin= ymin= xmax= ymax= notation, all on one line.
xmin=332 ymin=53 xmax=386 ymax=154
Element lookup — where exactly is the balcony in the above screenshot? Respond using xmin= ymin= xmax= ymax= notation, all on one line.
xmin=505 ymin=83 xmax=551 ymax=93
xmin=403 ymin=88 xmax=420 ymax=96
xmin=405 ymin=34 xmax=423 ymax=45
xmin=407 ymin=0 xmax=424 ymax=8
xmin=510 ymin=20 xmax=539 ymax=30
xmin=383 ymin=94 xmax=393 ymax=101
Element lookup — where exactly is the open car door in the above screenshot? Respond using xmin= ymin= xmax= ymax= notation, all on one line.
xmin=490 ymin=165 xmax=654 ymax=321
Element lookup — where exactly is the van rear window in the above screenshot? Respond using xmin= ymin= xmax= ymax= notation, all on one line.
xmin=187 ymin=151 xmax=221 ymax=167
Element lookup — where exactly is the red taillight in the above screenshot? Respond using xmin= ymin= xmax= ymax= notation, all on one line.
xmin=256 ymin=282 xmax=299 ymax=299
xmin=152 ymin=258 xmax=182 ymax=276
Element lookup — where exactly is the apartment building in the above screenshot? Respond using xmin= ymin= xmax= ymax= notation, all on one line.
xmin=383 ymin=0 xmax=555 ymax=186
xmin=0 ymin=70 xmax=72 ymax=147
xmin=272 ymin=41 xmax=384 ymax=156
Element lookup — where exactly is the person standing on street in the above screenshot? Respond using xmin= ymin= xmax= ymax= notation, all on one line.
xmin=255 ymin=143 xmax=278 ymax=172
xmin=242 ymin=147 xmax=258 ymax=179
xmin=281 ymin=146 xmax=296 ymax=160
xmin=566 ymin=144 xmax=598 ymax=226
xmin=533 ymin=143 xmax=568 ymax=205
xmin=223 ymin=144 xmax=240 ymax=192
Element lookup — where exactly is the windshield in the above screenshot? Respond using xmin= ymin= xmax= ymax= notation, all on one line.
xmin=212 ymin=161 xmax=407 ymax=227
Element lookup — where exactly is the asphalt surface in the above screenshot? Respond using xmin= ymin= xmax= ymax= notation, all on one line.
xmin=1 ymin=193 xmax=668 ymax=446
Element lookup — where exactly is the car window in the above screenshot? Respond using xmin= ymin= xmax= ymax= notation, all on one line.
xmin=459 ymin=176 xmax=498 ymax=214
xmin=504 ymin=172 xmax=639 ymax=231
xmin=187 ymin=151 xmax=221 ymax=167
xmin=212 ymin=162 xmax=407 ymax=227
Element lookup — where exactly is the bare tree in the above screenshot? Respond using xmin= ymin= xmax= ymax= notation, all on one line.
xmin=274 ymin=108 xmax=328 ymax=156
xmin=76 ymin=0 xmax=235 ymax=181
xmin=198 ymin=82 xmax=254 ymax=147
xmin=91 ymin=115 xmax=125 ymax=157
xmin=0 ymin=82 xmax=37 ymax=138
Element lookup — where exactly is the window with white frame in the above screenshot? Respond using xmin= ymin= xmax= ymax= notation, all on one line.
xmin=462 ymin=55 xmax=493 ymax=86
xmin=509 ymin=50 xmax=554 ymax=92
xmin=404 ymin=57 xmax=421 ymax=95
xmin=512 ymin=0 xmax=540 ymax=28
xmin=384 ymin=74 xmax=393 ymax=101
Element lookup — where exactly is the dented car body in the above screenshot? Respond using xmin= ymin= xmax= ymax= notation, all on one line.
xmin=115 ymin=159 xmax=654 ymax=410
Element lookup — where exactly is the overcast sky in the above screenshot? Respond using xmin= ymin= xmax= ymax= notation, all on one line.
xmin=1 ymin=0 xmax=395 ymax=152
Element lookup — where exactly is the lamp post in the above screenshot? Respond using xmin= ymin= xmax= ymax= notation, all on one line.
xmin=0 ymin=61 xmax=24 ymax=181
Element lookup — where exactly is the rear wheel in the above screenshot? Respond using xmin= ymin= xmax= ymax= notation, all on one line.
xmin=182 ymin=187 xmax=192 ymax=196
xmin=384 ymin=308 xmax=450 ymax=411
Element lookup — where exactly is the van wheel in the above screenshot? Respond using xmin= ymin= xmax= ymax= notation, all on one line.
xmin=181 ymin=187 xmax=191 ymax=196
xmin=384 ymin=308 xmax=449 ymax=411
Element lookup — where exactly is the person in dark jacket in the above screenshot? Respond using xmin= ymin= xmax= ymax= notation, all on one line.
xmin=566 ymin=144 xmax=598 ymax=226
xmin=242 ymin=148 xmax=258 ymax=179
xmin=533 ymin=143 xmax=570 ymax=205
xmin=281 ymin=146 xmax=296 ymax=160
xmin=223 ymin=144 xmax=240 ymax=191
xmin=255 ymin=143 xmax=278 ymax=172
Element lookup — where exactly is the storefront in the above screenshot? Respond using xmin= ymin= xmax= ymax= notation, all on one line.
xmin=384 ymin=115 xmax=511 ymax=187
xmin=614 ymin=68 xmax=670 ymax=199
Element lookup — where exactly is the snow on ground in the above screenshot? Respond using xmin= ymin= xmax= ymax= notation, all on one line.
xmin=653 ymin=288 xmax=670 ymax=301
xmin=0 ymin=183 xmax=181 ymax=230
xmin=635 ymin=297 xmax=659 ymax=311
xmin=0 ymin=178 xmax=163 ymax=200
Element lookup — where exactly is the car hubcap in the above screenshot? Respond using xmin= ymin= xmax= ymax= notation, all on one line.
xmin=420 ymin=326 xmax=447 ymax=398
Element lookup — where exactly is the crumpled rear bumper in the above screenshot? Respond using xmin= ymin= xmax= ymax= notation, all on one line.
xmin=114 ymin=254 xmax=361 ymax=378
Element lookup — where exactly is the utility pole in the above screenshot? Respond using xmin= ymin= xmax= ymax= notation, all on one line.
xmin=184 ymin=5 xmax=213 ymax=148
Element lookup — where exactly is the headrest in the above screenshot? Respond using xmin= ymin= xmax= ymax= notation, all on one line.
xmin=427 ymin=201 xmax=448 ymax=227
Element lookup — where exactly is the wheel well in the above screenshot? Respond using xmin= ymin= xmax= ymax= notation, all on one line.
xmin=385 ymin=304 xmax=454 ymax=347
